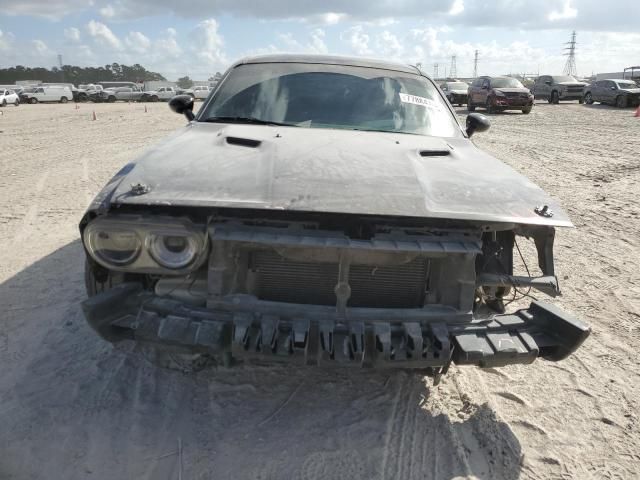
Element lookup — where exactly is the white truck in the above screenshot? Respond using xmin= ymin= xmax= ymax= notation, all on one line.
xmin=22 ymin=85 xmax=74 ymax=104
xmin=148 ymin=86 xmax=177 ymax=101
xmin=179 ymin=85 xmax=211 ymax=100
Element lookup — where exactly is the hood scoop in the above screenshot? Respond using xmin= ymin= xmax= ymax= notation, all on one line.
xmin=226 ymin=136 xmax=262 ymax=148
xmin=419 ymin=149 xmax=450 ymax=157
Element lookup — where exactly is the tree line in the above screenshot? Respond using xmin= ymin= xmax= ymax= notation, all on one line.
xmin=0 ymin=63 xmax=166 ymax=85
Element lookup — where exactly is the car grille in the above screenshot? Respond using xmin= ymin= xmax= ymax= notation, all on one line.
xmin=566 ymin=86 xmax=583 ymax=93
xmin=249 ymin=250 xmax=429 ymax=308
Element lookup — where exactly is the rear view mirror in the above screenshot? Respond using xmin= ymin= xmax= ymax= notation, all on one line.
xmin=466 ymin=113 xmax=491 ymax=138
xmin=169 ymin=95 xmax=195 ymax=121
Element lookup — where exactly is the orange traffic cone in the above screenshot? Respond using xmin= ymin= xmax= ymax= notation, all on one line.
xmin=91 ymin=111 xmax=97 ymax=121
xmin=635 ymin=105 xmax=640 ymax=117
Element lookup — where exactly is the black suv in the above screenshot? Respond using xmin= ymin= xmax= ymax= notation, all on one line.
xmin=467 ymin=76 xmax=534 ymax=114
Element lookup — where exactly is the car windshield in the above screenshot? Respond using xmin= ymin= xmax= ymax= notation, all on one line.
xmin=491 ymin=78 xmax=524 ymax=88
xmin=616 ymin=81 xmax=638 ymax=89
xmin=552 ymin=76 xmax=578 ymax=83
xmin=447 ymin=82 xmax=468 ymax=89
xmin=200 ymin=63 xmax=461 ymax=137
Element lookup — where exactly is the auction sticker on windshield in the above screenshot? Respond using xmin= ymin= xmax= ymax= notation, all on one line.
xmin=399 ymin=93 xmax=443 ymax=110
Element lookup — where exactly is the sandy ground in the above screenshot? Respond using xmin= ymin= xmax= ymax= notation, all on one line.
xmin=0 ymin=100 xmax=639 ymax=480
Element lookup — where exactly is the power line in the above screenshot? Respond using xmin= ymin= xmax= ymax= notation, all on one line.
xmin=563 ymin=31 xmax=577 ymax=77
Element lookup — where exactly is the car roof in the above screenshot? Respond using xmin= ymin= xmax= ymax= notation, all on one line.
xmin=233 ymin=54 xmax=423 ymax=76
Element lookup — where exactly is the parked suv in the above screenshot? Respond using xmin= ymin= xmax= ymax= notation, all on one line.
xmin=583 ymin=79 xmax=640 ymax=108
xmin=532 ymin=75 xmax=586 ymax=104
xmin=0 ymin=88 xmax=20 ymax=107
xmin=467 ymin=76 xmax=533 ymax=114
xmin=440 ymin=81 xmax=468 ymax=106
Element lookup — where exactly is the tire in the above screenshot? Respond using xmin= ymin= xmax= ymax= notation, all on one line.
xmin=551 ymin=91 xmax=559 ymax=104
xmin=1 ymin=99 xmax=6 ymax=107
xmin=108 ymin=96 xmax=116 ymax=103
xmin=30 ymin=98 xmax=38 ymax=104
xmin=467 ymin=102 xmax=476 ymax=112
xmin=584 ymin=92 xmax=593 ymax=105
xmin=485 ymin=99 xmax=494 ymax=114
xmin=151 ymin=96 xmax=159 ymax=102
xmin=60 ymin=96 xmax=68 ymax=104
xmin=14 ymin=100 xmax=20 ymax=106
xmin=522 ymin=106 xmax=532 ymax=114
xmin=616 ymin=95 xmax=628 ymax=108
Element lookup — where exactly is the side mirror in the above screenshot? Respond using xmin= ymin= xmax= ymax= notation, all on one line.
xmin=169 ymin=95 xmax=195 ymax=121
xmin=481 ymin=85 xmax=489 ymax=90
xmin=466 ymin=113 xmax=491 ymax=138
xmin=610 ymin=86 xmax=616 ymax=90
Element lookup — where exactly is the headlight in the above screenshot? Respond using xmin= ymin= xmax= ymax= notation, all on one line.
xmin=83 ymin=215 xmax=207 ymax=273
xmin=85 ymin=227 xmax=141 ymax=266
xmin=148 ymin=234 xmax=199 ymax=269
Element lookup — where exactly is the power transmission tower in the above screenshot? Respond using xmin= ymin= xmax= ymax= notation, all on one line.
xmin=433 ymin=63 xmax=439 ymax=79
xmin=449 ymin=55 xmax=457 ymax=78
xmin=473 ymin=50 xmax=479 ymax=77
xmin=563 ymin=31 xmax=577 ymax=77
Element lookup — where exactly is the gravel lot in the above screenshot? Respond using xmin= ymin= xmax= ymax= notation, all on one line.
xmin=1 ymin=101 xmax=639 ymax=479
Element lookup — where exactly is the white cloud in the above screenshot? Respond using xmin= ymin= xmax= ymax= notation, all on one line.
xmin=548 ymin=0 xmax=578 ymax=20
xmin=0 ymin=29 xmax=14 ymax=52
xmin=125 ymin=31 xmax=151 ymax=54
xmin=342 ymin=25 xmax=372 ymax=55
xmin=318 ymin=12 xmax=348 ymax=25
xmin=156 ymin=28 xmax=182 ymax=58
xmin=64 ymin=27 xmax=81 ymax=42
xmin=32 ymin=39 xmax=53 ymax=56
xmin=376 ymin=31 xmax=404 ymax=57
xmin=449 ymin=0 xmax=465 ymax=15
xmin=86 ymin=20 xmax=122 ymax=50
xmin=100 ymin=4 xmax=116 ymax=18
xmin=190 ymin=19 xmax=227 ymax=65
xmin=309 ymin=28 xmax=328 ymax=54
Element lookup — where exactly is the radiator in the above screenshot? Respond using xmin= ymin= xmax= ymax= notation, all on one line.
xmin=249 ymin=250 xmax=429 ymax=308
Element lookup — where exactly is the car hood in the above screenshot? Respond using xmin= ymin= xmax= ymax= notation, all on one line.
xmin=448 ymin=89 xmax=468 ymax=94
xmin=106 ymin=123 xmax=572 ymax=227
xmin=494 ymin=88 xmax=531 ymax=94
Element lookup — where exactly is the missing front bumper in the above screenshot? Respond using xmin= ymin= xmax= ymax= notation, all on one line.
xmin=82 ymin=283 xmax=590 ymax=370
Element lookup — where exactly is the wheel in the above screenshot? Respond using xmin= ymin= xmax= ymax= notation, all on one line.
xmin=522 ymin=106 xmax=532 ymax=114
xmin=616 ymin=95 xmax=628 ymax=108
xmin=584 ymin=92 xmax=593 ymax=105
xmin=151 ymin=96 xmax=159 ymax=102
xmin=485 ymin=99 xmax=494 ymax=113
xmin=60 ymin=96 xmax=68 ymax=104
xmin=30 ymin=98 xmax=38 ymax=104
xmin=467 ymin=102 xmax=476 ymax=112
xmin=14 ymin=99 xmax=19 ymax=106
xmin=551 ymin=91 xmax=559 ymax=104
xmin=108 ymin=96 xmax=116 ymax=103
xmin=1 ymin=99 xmax=5 ymax=107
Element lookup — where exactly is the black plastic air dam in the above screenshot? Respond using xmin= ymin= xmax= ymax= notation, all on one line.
xmin=82 ymin=282 xmax=590 ymax=371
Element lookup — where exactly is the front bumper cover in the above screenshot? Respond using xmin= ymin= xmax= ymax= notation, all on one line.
xmin=82 ymin=283 xmax=590 ymax=370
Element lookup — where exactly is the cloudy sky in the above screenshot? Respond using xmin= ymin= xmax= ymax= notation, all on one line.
xmin=1 ymin=0 xmax=639 ymax=80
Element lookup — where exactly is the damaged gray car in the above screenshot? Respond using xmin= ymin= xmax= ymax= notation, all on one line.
xmin=80 ymin=54 xmax=589 ymax=380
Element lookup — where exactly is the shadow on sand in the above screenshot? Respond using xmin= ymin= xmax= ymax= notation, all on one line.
xmin=0 ymin=241 xmax=523 ymax=480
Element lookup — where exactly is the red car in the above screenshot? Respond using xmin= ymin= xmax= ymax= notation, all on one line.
xmin=468 ymin=76 xmax=534 ymax=114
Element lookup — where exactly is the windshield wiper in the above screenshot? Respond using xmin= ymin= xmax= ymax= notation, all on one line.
xmin=202 ymin=116 xmax=298 ymax=127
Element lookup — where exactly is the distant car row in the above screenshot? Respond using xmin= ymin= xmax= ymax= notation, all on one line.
xmin=439 ymin=75 xmax=640 ymax=114
xmin=0 ymin=82 xmax=214 ymax=105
